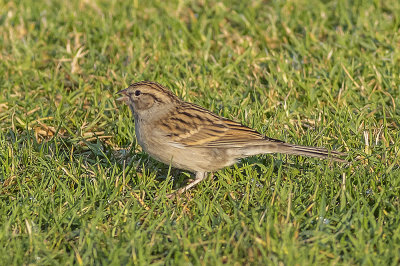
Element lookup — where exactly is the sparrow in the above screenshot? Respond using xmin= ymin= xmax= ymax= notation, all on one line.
xmin=117 ymin=81 xmax=347 ymax=197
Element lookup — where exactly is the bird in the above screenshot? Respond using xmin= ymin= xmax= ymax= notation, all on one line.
xmin=117 ymin=81 xmax=347 ymax=198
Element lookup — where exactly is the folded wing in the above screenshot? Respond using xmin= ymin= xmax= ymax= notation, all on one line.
xmin=157 ymin=102 xmax=272 ymax=148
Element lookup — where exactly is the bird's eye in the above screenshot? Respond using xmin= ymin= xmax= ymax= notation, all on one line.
xmin=134 ymin=90 xmax=141 ymax=96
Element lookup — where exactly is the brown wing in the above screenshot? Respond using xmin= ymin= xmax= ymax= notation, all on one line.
xmin=156 ymin=102 xmax=273 ymax=148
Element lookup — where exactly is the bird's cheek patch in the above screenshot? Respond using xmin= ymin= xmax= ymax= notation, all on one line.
xmin=136 ymin=96 xmax=155 ymax=110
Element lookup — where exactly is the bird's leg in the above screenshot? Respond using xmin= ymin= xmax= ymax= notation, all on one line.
xmin=166 ymin=172 xmax=208 ymax=199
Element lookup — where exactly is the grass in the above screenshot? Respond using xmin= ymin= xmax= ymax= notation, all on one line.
xmin=1 ymin=0 xmax=400 ymax=264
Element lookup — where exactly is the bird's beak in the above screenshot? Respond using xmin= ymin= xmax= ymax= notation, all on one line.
xmin=116 ymin=88 xmax=129 ymax=103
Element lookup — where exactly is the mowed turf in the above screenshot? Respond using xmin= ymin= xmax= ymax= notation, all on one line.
xmin=0 ymin=0 xmax=399 ymax=264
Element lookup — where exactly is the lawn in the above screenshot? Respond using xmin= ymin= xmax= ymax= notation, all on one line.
xmin=1 ymin=0 xmax=399 ymax=264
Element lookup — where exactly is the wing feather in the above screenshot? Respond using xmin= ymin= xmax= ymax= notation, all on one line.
xmin=157 ymin=102 xmax=269 ymax=148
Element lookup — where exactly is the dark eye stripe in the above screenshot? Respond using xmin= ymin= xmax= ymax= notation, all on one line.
xmin=141 ymin=92 xmax=163 ymax=103
xmin=130 ymin=81 xmax=179 ymax=102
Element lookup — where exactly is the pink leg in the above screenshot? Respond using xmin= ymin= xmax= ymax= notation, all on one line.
xmin=166 ymin=172 xmax=208 ymax=199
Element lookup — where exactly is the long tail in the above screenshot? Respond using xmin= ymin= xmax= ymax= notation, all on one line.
xmin=274 ymin=142 xmax=347 ymax=163
xmin=240 ymin=138 xmax=348 ymax=163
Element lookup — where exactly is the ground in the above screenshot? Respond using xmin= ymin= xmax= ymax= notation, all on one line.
xmin=0 ymin=0 xmax=399 ymax=264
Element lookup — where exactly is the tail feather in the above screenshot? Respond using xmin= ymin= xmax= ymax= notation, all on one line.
xmin=282 ymin=143 xmax=348 ymax=163
xmin=239 ymin=140 xmax=348 ymax=163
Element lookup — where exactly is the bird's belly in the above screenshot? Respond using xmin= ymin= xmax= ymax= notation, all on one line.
xmin=158 ymin=147 xmax=234 ymax=172
xmin=141 ymin=139 xmax=235 ymax=172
